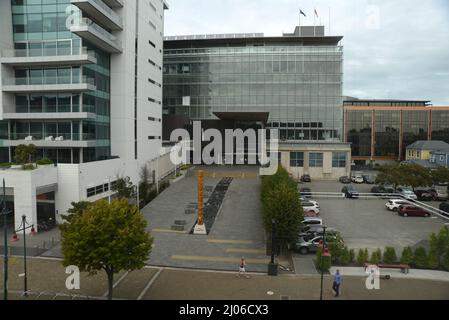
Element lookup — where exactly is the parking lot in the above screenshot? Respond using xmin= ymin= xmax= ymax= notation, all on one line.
xmin=301 ymin=180 xmax=449 ymax=252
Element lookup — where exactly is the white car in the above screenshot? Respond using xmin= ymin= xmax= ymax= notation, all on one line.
xmin=302 ymin=201 xmax=320 ymax=214
xmin=302 ymin=217 xmax=323 ymax=225
xmin=385 ymin=199 xmax=411 ymax=211
xmin=397 ymin=187 xmax=418 ymax=200
xmin=300 ymin=198 xmax=320 ymax=208
xmin=351 ymin=175 xmax=364 ymax=184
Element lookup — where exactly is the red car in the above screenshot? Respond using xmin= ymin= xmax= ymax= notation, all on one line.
xmin=304 ymin=210 xmax=320 ymax=217
xmin=398 ymin=205 xmax=431 ymax=217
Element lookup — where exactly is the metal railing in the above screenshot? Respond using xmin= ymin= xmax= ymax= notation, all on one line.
xmin=1 ymin=47 xmax=94 ymax=59
xmin=74 ymin=18 xmax=122 ymax=48
xmin=3 ymin=75 xmax=95 ymax=87
xmin=89 ymin=0 xmax=123 ymax=25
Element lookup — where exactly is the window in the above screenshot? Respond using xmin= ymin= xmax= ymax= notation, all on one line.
xmin=290 ymin=152 xmax=304 ymax=167
xmin=309 ymin=153 xmax=323 ymax=167
xmin=332 ymin=152 xmax=347 ymax=168
xmin=417 ymin=151 xmax=421 ymax=158
xmin=441 ymin=155 xmax=445 ymax=162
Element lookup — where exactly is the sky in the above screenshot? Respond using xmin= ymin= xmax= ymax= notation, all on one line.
xmin=164 ymin=0 xmax=449 ymax=105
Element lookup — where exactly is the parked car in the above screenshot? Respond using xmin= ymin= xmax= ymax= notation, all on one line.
xmin=351 ymin=175 xmax=364 ymax=184
xmin=414 ymin=189 xmax=434 ymax=201
xmin=342 ymin=185 xmax=359 ymax=198
xmin=362 ymin=175 xmax=375 ymax=184
xmin=428 ymin=188 xmax=449 ymax=201
xmin=299 ymin=226 xmax=338 ymax=240
xmin=294 ymin=233 xmax=343 ymax=255
xmin=385 ymin=199 xmax=411 ymax=211
xmin=439 ymin=202 xmax=449 ymax=216
xmin=304 ymin=210 xmax=320 ymax=217
xmin=339 ymin=176 xmax=351 ymax=184
xmin=371 ymin=185 xmax=395 ymax=195
xmin=398 ymin=205 xmax=431 ymax=217
xmin=300 ymin=198 xmax=319 ymax=208
xmin=300 ymin=187 xmax=312 ymax=199
xmin=397 ymin=187 xmax=418 ymax=200
xmin=302 ymin=217 xmax=323 ymax=225
xmin=302 ymin=201 xmax=320 ymax=212
xmin=300 ymin=174 xmax=311 ymax=183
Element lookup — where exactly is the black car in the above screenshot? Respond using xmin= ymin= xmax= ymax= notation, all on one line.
xmin=362 ymin=175 xmax=375 ymax=184
xmin=300 ymin=174 xmax=312 ymax=183
xmin=339 ymin=176 xmax=351 ymax=184
xmin=439 ymin=202 xmax=449 ymax=216
xmin=371 ymin=185 xmax=395 ymax=195
xmin=342 ymin=185 xmax=359 ymax=199
xmin=414 ymin=189 xmax=433 ymax=201
xmin=300 ymin=187 xmax=312 ymax=199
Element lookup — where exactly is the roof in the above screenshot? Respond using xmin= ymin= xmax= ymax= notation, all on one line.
xmin=406 ymin=141 xmax=449 ymax=151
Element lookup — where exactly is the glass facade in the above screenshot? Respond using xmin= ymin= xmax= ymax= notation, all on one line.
xmin=0 ymin=0 xmax=112 ymax=163
xmin=163 ymin=42 xmax=343 ymax=142
xmin=345 ymin=107 xmax=449 ymax=161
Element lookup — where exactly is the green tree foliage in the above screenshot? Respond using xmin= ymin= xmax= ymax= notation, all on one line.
xmin=383 ymin=247 xmax=398 ymax=264
xmin=139 ymin=164 xmax=152 ymax=208
xmin=370 ymin=248 xmax=382 ymax=264
xmin=429 ymin=227 xmax=449 ymax=268
xmin=413 ymin=247 xmax=428 ymax=269
xmin=315 ymin=247 xmax=331 ymax=272
xmin=431 ymin=167 xmax=449 ymax=185
xmin=261 ymin=167 xmax=303 ymax=246
xmin=60 ymin=199 xmax=153 ymax=300
xmin=375 ymin=164 xmax=404 ymax=191
xmin=112 ymin=176 xmax=136 ymax=200
xmin=357 ymin=248 xmax=369 ymax=265
xmin=14 ymin=144 xmax=37 ymax=165
xmin=375 ymin=164 xmax=433 ymax=191
xmin=61 ymin=201 xmax=92 ymax=223
xmin=400 ymin=246 xmax=414 ymax=265
xmin=349 ymin=249 xmax=356 ymax=264
xmin=338 ymin=247 xmax=351 ymax=265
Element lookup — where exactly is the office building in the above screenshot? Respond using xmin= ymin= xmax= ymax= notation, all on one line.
xmin=0 ymin=0 xmax=171 ymax=231
xmin=344 ymin=99 xmax=449 ymax=164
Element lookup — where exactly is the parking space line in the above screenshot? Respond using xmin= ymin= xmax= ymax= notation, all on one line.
xmin=207 ymin=239 xmax=254 ymax=244
xmin=225 ymin=248 xmax=266 ymax=254
xmin=102 ymin=271 xmax=129 ymax=297
xmin=137 ymin=268 xmax=163 ymax=300
xmin=171 ymin=255 xmax=268 ymax=264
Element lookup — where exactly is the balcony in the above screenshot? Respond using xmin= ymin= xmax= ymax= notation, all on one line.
xmin=70 ymin=18 xmax=122 ymax=53
xmin=102 ymin=0 xmax=123 ymax=8
xmin=0 ymin=47 xmax=97 ymax=67
xmin=4 ymin=134 xmax=97 ymax=148
xmin=2 ymin=112 xmax=96 ymax=121
xmin=2 ymin=76 xmax=96 ymax=94
xmin=71 ymin=0 xmax=123 ymax=31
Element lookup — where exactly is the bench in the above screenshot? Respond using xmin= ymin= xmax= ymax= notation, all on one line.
xmin=364 ymin=263 xmax=410 ymax=274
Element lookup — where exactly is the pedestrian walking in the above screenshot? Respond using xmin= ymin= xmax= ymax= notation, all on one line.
xmin=332 ymin=269 xmax=342 ymax=297
xmin=237 ymin=257 xmax=250 ymax=278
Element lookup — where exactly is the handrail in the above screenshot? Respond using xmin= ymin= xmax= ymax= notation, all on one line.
xmin=1 ymin=47 xmax=94 ymax=59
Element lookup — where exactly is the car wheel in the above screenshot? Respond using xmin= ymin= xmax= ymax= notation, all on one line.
xmin=426 ymin=213 xmax=430 ymax=217
xmin=393 ymin=207 xmax=398 ymax=212
xmin=299 ymin=247 xmax=309 ymax=255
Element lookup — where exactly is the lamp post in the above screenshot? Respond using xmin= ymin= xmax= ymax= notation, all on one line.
xmin=319 ymin=226 xmax=327 ymax=301
xmin=13 ymin=215 xmax=37 ymax=297
xmin=1 ymin=179 xmax=11 ymax=300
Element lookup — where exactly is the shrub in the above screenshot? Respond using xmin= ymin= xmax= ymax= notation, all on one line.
xmin=338 ymin=247 xmax=351 ymax=265
xmin=413 ymin=247 xmax=428 ymax=269
xmin=22 ymin=163 xmax=36 ymax=170
xmin=370 ymin=249 xmax=382 ymax=264
xmin=316 ymin=247 xmax=331 ymax=272
xmin=400 ymin=246 xmax=413 ymax=265
xmin=428 ymin=251 xmax=439 ymax=270
xmin=383 ymin=247 xmax=398 ymax=264
xmin=36 ymin=158 xmax=54 ymax=165
xmin=0 ymin=163 xmax=12 ymax=169
xmin=14 ymin=144 xmax=37 ymax=165
xmin=357 ymin=248 xmax=369 ymax=265
xmin=443 ymin=249 xmax=449 ymax=271
xmin=349 ymin=249 xmax=355 ymax=264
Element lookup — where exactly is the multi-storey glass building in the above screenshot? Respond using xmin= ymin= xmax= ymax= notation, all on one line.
xmin=163 ymin=26 xmax=344 ymax=142
xmin=0 ymin=0 xmax=171 ymax=231
xmin=344 ymin=99 xmax=449 ymax=164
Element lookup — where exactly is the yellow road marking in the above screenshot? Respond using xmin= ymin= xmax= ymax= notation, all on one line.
xmin=171 ymin=255 xmax=268 ymax=264
xmin=152 ymin=229 xmax=188 ymax=234
xmin=225 ymin=248 xmax=266 ymax=254
xmin=207 ymin=239 xmax=254 ymax=244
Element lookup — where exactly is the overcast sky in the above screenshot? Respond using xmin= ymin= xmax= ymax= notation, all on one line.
xmin=164 ymin=0 xmax=449 ymax=105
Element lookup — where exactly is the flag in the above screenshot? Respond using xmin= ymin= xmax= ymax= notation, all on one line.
xmin=300 ymin=9 xmax=306 ymax=17
xmin=314 ymin=9 xmax=319 ymax=18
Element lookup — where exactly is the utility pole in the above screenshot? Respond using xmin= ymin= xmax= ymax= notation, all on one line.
xmin=320 ymin=226 xmax=328 ymax=301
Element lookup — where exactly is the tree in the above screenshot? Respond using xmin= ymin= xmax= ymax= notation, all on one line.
xmin=400 ymin=246 xmax=413 ymax=265
xmin=401 ymin=164 xmax=433 ymax=190
xmin=60 ymin=199 xmax=153 ymax=300
xmin=338 ymin=247 xmax=351 ymax=265
xmin=375 ymin=164 xmax=404 ymax=191
xmin=139 ymin=164 xmax=152 ymax=208
xmin=370 ymin=248 xmax=382 ymax=264
xmin=431 ymin=167 xmax=449 ymax=186
xmin=413 ymin=247 xmax=428 ymax=269
xmin=383 ymin=247 xmax=398 ymax=264
xmin=61 ymin=201 xmax=92 ymax=223
xmin=357 ymin=248 xmax=369 ymax=265
xmin=14 ymin=144 xmax=37 ymax=165
xmin=429 ymin=226 xmax=449 ymax=268
xmin=112 ymin=176 xmax=136 ymax=200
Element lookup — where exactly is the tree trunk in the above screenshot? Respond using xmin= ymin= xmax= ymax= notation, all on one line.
xmin=106 ymin=269 xmax=114 ymax=300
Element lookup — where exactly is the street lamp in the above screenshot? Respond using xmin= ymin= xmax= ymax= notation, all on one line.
xmin=13 ymin=215 xmax=37 ymax=297
xmin=319 ymin=226 xmax=328 ymax=301
xmin=0 ymin=179 xmax=11 ymax=301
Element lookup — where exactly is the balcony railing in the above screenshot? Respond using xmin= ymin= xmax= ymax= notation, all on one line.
xmin=1 ymin=47 xmax=95 ymax=59
xmin=4 ymin=75 xmax=95 ymax=87
xmin=9 ymin=133 xmax=96 ymax=141
xmin=76 ymin=18 xmax=122 ymax=48
xmin=90 ymin=0 xmax=123 ymax=24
